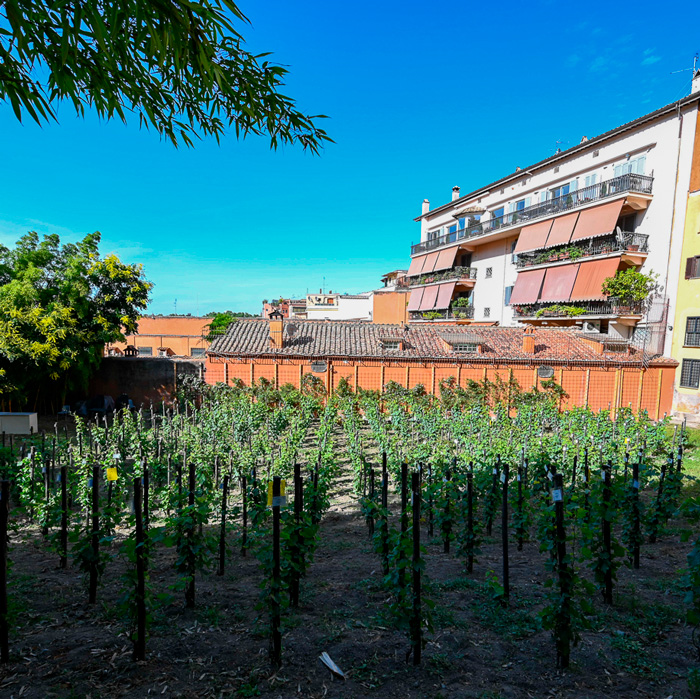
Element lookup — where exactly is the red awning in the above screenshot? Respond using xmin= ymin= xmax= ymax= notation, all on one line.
xmin=435 ymin=282 xmax=457 ymax=309
xmin=570 ymin=258 xmax=621 ymax=301
xmin=407 ymin=255 xmax=426 ymax=278
xmin=544 ymin=211 xmax=580 ymax=248
xmin=514 ymin=220 xmax=553 ymax=254
xmin=509 ymin=269 xmax=546 ymax=305
xmin=419 ymin=284 xmax=440 ymax=311
xmin=539 ymin=264 xmax=581 ymax=302
xmin=570 ymin=200 xmax=625 ymax=242
xmin=407 ymin=288 xmax=424 ymax=311
xmin=421 ymin=251 xmax=440 ymax=275
xmin=434 ymin=247 xmax=458 ymax=272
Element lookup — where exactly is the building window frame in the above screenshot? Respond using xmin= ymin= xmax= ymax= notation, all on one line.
xmin=685 ymin=317 xmax=700 ymax=347
xmin=452 ymin=342 xmax=478 ymax=353
xmin=138 ymin=347 xmax=153 ymax=357
xmin=680 ymin=359 xmax=700 ymax=389
xmin=686 ymin=256 xmax=700 ymax=279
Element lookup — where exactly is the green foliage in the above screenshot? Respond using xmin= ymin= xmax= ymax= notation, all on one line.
xmin=0 ymin=0 xmax=331 ymax=151
xmin=0 ymin=231 xmax=151 ymax=406
xmin=205 ymin=311 xmax=251 ymax=340
xmin=535 ymin=304 xmax=587 ymax=318
xmin=601 ymin=268 xmax=658 ymax=304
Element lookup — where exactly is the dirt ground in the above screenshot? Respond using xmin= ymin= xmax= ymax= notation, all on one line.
xmin=0 ymin=424 xmax=698 ymax=699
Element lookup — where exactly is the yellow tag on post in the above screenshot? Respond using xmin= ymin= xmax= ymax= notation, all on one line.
xmin=267 ymin=480 xmax=286 ymax=507
xmin=106 ymin=467 xmax=118 ymax=481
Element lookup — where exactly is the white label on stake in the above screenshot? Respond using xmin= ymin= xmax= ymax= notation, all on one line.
xmin=517 ymin=474 xmax=521 ymax=482
xmin=493 ymin=468 xmax=498 ymax=475
xmin=547 ymin=471 xmax=554 ymax=481
xmin=113 ymin=453 xmax=120 ymax=460
xmin=272 ymin=496 xmax=286 ymax=508
xmin=500 ymin=472 xmax=506 ymax=484
xmin=552 ymin=489 xmax=563 ymax=503
xmin=632 ymin=480 xmax=640 ymax=489
xmin=601 ymin=470 xmax=606 ymax=481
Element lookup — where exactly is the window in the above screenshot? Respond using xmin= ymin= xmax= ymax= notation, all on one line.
xmin=191 ymin=347 xmax=206 ymax=357
xmin=484 ymin=307 xmax=491 ymax=318
xmin=485 ymin=267 xmax=493 ymax=278
xmin=138 ymin=347 xmax=153 ymax=356
xmin=510 ymin=240 xmax=517 ymax=264
xmin=618 ymin=213 xmax=637 ymax=232
xmin=514 ymin=198 xmax=526 ymax=212
xmin=685 ymin=317 xmax=700 ymax=347
xmin=382 ymin=340 xmax=401 ymax=350
xmin=453 ymin=342 xmax=478 ymax=353
xmin=505 ymin=286 xmax=514 ymax=305
xmin=584 ymin=174 xmax=597 ymax=188
xmin=492 ymin=207 xmax=504 ymax=222
xmin=428 ymin=228 xmax=442 ymax=241
xmin=680 ymin=359 xmax=700 ymax=389
xmin=550 ymin=183 xmax=570 ymax=200
xmin=614 ymin=155 xmax=646 ymax=177
xmin=686 ymin=256 xmax=700 ymax=279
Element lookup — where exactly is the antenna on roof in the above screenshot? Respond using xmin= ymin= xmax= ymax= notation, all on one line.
xmin=670 ymin=52 xmax=699 ymax=74
xmin=174 ymin=298 xmax=177 ymax=315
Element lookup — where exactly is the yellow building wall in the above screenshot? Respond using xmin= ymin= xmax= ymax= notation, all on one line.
xmin=671 ymin=191 xmax=700 ymax=418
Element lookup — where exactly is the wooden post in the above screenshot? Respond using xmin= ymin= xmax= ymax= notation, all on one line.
xmin=290 ymin=462 xmax=302 ymax=607
xmin=466 ymin=471 xmax=474 ymax=573
xmin=241 ymin=474 xmax=248 ymax=556
xmin=0 ymin=481 xmax=9 ymax=662
xmin=553 ymin=474 xmax=570 ymax=669
xmin=368 ymin=467 xmax=375 ymax=539
xmin=217 ymin=475 xmax=229 ymax=576
xmin=501 ymin=460 xmax=509 ymax=600
xmin=89 ymin=466 xmax=99 ymax=604
xmin=185 ymin=459 xmax=196 ymax=608
xmin=443 ymin=461 xmax=453 ymax=554
xmin=427 ymin=464 xmax=434 ymax=537
xmin=602 ymin=463 xmax=613 ymax=605
xmin=381 ymin=453 xmax=389 ymax=576
xmin=399 ymin=461 xmax=408 ymax=589
xmin=133 ymin=476 xmax=146 ymax=661
xmin=59 ymin=464 xmax=68 ymax=569
xmin=632 ymin=460 xmax=641 ymax=570
xmin=517 ymin=465 xmax=524 ymax=551
xmin=271 ymin=476 xmax=282 ymax=668
xmin=410 ymin=471 xmax=421 ymax=666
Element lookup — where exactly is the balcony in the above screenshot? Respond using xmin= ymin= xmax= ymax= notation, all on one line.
xmin=512 ymin=300 xmax=644 ymax=321
xmin=408 ymin=266 xmax=477 ymax=286
xmin=411 ymin=173 xmax=654 ymax=256
xmin=515 ymin=232 xmax=649 ymax=269
xmin=410 ymin=305 xmax=475 ymax=322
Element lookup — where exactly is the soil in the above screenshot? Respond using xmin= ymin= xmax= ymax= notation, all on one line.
xmin=0 ymin=423 xmax=697 ymax=699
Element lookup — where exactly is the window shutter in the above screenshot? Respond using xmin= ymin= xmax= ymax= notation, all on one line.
xmin=614 ymin=164 xmax=622 ymax=177
xmin=525 ymin=197 xmax=531 ymax=208
xmin=570 ymin=180 xmax=578 ymax=191
xmin=505 ymin=286 xmax=513 ymax=305
xmin=687 ymin=256 xmax=700 ymax=279
xmin=540 ymin=192 xmax=547 ymax=203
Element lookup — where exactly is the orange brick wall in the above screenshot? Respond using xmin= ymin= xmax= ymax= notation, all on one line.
xmin=205 ymin=356 xmax=676 ymax=417
xmin=373 ymin=291 xmax=409 ymax=325
xmin=110 ymin=316 xmax=211 ymax=357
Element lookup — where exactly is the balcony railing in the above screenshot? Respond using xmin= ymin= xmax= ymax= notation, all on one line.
xmin=411 ymin=173 xmax=654 ymax=255
xmin=514 ymin=232 xmax=649 ymax=269
xmin=410 ymin=305 xmax=475 ymax=321
xmin=409 ymin=266 xmax=477 ymax=285
xmin=512 ymin=300 xmax=645 ymax=319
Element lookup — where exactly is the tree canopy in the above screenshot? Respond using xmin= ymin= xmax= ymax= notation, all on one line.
xmin=205 ymin=310 xmax=252 ymax=339
xmin=0 ymin=0 xmax=331 ymax=150
xmin=0 ymin=231 xmax=152 ymax=408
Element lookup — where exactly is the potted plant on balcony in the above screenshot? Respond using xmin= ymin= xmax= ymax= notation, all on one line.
xmin=568 ymin=246 xmax=583 ymax=260
xmin=601 ymin=268 xmax=658 ymax=314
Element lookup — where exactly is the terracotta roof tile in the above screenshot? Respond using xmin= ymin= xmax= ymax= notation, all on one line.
xmin=208 ymin=320 xmax=673 ymax=367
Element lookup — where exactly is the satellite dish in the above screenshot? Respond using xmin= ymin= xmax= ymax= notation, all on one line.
xmin=537 ymin=365 xmax=555 ymax=379
xmin=287 ymin=323 xmax=298 ymax=336
xmin=311 ymin=361 xmax=327 ymax=373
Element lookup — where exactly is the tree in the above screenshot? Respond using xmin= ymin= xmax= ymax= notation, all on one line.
xmin=601 ymin=268 xmax=658 ymax=305
xmin=0 ymin=0 xmax=331 ymax=150
xmin=205 ymin=310 xmax=252 ymax=339
xmin=0 ymin=231 xmax=151 ymax=409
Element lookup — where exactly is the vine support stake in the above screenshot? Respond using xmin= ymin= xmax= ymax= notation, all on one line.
xmin=89 ymin=465 xmax=99 ymax=604
xmin=185 ymin=458 xmax=196 ymax=609
xmin=59 ymin=464 xmax=68 ymax=569
xmin=553 ymin=473 xmax=571 ymax=669
xmin=290 ymin=462 xmax=302 ymax=607
xmin=466 ymin=471 xmax=474 ymax=573
xmin=501 ymin=459 xmax=509 ymax=600
xmin=632 ymin=460 xmax=641 ymax=570
xmin=410 ymin=471 xmax=421 ymax=666
xmin=381 ymin=452 xmax=389 ymax=576
xmin=0 ymin=480 xmax=9 ymax=663
xmin=241 ymin=474 xmax=248 ymax=557
xmin=271 ymin=476 xmax=282 ymax=669
xmin=517 ymin=465 xmax=524 ymax=551
xmin=133 ymin=476 xmax=146 ymax=661
xmin=368 ymin=467 xmax=375 ymax=539
xmin=443 ymin=461 xmax=453 ymax=554
xmin=399 ymin=461 xmax=408 ymax=590
xmin=217 ymin=474 xmax=229 ymax=576
xmin=602 ymin=463 xmax=613 ymax=605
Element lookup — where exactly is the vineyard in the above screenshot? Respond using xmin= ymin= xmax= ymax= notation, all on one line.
xmin=0 ymin=378 xmax=699 ymax=698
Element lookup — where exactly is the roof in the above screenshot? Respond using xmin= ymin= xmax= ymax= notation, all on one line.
xmin=208 ymin=319 xmax=673 ymax=366
xmin=415 ymin=92 xmax=700 ymax=222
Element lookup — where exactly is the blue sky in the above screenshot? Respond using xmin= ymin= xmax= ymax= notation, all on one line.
xmin=0 ymin=0 xmax=697 ymax=315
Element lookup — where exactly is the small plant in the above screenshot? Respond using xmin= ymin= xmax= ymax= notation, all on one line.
xmin=601 ymin=268 xmax=658 ymax=305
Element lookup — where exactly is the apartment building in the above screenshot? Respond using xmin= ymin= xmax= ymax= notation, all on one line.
xmin=107 ymin=315 xmax=210 ymax=358
xmin=407 ymin=83 xmax=700 ymax=361
xmin=305 ymin=290 xmax=373 ymax=320
xmin=262 ymin=299 xmax=307 ymax=319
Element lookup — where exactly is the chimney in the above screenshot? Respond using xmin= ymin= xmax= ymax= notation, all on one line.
xmin=523 ymin=327 xmax=535 ymax=354
xmin=421 ymin=199 xmax=430 ymax=215
xmin=452 ymin=186 xmax=460 ymax=201
xmin=420 ymin=199 xmax=430 ymax=243
xmin=269 ymin=310 xmax=284 ymax=349
xmin=692 ymin=69 xmax=700 ymax=95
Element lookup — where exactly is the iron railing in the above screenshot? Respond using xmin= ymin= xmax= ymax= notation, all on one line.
xmin=514 ymin=232 xmax=649 ymax=268
xmin=408 ymin=266 xmax=477 ymax=285
xmin=411 ymin=173 xmax=654 ymax=255
xmin=410 ymin=306 xmax=475 ymax=321
xmin=512 ymin=300 xmax=645 ymax=318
